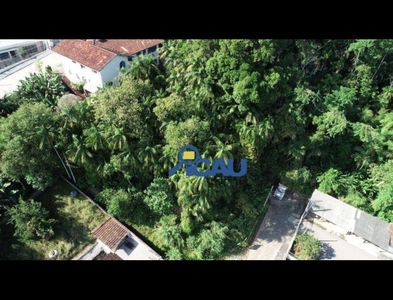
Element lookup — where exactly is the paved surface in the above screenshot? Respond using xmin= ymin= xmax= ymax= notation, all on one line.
xmin=0 ymin=50 xmax=64 ymax=98
xmin=246 ymin=191 xmax=309 ymax=260
xmin=243 ymin=189 xmax=393 ymax=260
xmin=300 ymin=217 xmax=393 ymax=260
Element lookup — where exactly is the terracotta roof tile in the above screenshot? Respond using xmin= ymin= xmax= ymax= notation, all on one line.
xmin=52 ymin=39 xmax=116 ymax=71
xmin=102 ymin=252 xmax=123 ymax=260
xmin=90 ymin=39 xmax=164 ymax=56
xmin=91 ymin=217 xmax=129 ymax=251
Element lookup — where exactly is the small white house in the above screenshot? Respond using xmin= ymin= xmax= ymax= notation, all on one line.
xmin=52 ymin=39 xmax=164 ymax=93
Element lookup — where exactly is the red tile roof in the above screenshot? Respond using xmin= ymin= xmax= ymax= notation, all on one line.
xmin=91 ymin=39 xmax=164 ymax=56
xmin=92 ymin=217 xmax=129 ymax=252
xmin=52 ymin=39 xmax=164 ymax=71
xmin=102 ymin=252 xmax=123 ymax=261
xmin=52 ymin=39 xmax=117 ymax=71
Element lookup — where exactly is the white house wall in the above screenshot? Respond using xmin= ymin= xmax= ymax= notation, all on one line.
xmin=100 ymin=55 xmax=129 ymax=88
xmin=61 ymin=55 xmax=129 ymax=93
xmin=83 ymin=70 xmax=104 ymax=94
xmin=61 ymin=56 xmax=103 ymax=93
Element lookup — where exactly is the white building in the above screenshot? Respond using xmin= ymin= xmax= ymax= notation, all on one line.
xmin=0 ymin=39 xmax=59 ymax=70
xmin=52 ymin=39 xmax=164 ymax=94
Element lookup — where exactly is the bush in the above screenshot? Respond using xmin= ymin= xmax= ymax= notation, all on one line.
xmin=5 ymin=198 xmax=56 ymax=241
xmin=294 ymin=233 xmax=321 ymax=260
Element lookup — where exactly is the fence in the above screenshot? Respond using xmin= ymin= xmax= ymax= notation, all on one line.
xmin=283 ymin=199 xmax=313 ymax=259
xmin=246 ymin=185 xmax=274 ymax=244
xmin=59 ymin=175 xmax=110 ymax=218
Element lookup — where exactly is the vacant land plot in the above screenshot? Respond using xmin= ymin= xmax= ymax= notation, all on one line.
xmin=0 ymin=177 xmax=107 ymax=260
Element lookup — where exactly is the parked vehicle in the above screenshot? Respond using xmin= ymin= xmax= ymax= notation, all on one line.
xmin=273 ymin=183 xmax=288 ymax=200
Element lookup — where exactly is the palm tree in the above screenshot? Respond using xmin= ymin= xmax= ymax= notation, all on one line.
xmin=177 ymin=176 xmax=195 ymax=203
xmin=125 ymin=54 xmax=160 ymax=81
xmin=188 ymin=175 xmax=209 ymax=195
xmin=83 ymin=125 xmax=107 ymax=151
xmin=60 ymin=106 xmax=79 ymax=129
xmin=158 ymin=150 xmax=177 ymax=175
xmin=378 ymin=86 xmax=393 ymax=109
xmin=208 ymin=136 xmax=235 ymax=164
xmin=191 ymin=195 xmax=210 ymax=219
xmin=138 ymin=145 xmax=158 ymax=172
xmin=211 ymin=177 xmax=232 ymax=200
xmin=237 ymin=117 xmax=274 ymax=159
xmin=66 ymin=134 xmax=93 ymax=165
xmin=34 ymin=120 xmax=77 ymax=182
xmin=112 ymin=146 xmax=143 ymax=181
xmin=105 ymin=126 xmax=128 ymax=152
xmin=176 ymin=175 xmax=212 ymax=220
xmin=35 ymin=123 xmax=57 ymax=150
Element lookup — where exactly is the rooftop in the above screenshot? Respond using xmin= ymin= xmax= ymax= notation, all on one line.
xmin=52 ymin=39 xmax=164 ymax=71
xmin=88 ymin=39 xmax=164 ymax=56
xmin=91 ymin=217 xmax=163 ymax=260
xmin=92 ymin=217 xmax=129 ymax=252
xmin=52 ymin=40 xmax=116 ymax=71
xmin=310 ymin=189 xmax=392 ymax=251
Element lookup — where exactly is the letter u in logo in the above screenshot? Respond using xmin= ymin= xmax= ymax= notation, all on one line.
xmin=225 ymin=159 xmax=247 ymax=177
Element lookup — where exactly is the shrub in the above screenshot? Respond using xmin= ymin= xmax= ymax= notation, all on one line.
xmin=294 ymin=233 xmax=321 ymax=260
xmin=5 ymin=198 xmax=56 ymax=241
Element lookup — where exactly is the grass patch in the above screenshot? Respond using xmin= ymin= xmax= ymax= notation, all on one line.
xmin=0 ymin=177 xmax=107 ymax=260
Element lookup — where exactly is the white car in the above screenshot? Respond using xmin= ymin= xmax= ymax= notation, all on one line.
xmin=273 ymin=183 xmax=288 ymax=200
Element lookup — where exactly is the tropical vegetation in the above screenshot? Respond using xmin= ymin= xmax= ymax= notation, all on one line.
xmin=1 ymin=39 xmax=393 ymax=260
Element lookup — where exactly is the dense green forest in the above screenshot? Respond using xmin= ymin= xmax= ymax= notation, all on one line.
xmin=1 ymin=39 xmax=393 ymax=259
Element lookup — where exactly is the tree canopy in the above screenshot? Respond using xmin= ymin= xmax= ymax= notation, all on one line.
xmin=2 ymin=39 xmax=393 ymax=259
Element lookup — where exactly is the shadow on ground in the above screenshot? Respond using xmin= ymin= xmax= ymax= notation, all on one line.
xmin=246 ymin=190 xmax=310 ymax=259
xmin=319 ymin=242 xmax=336 ymax=260
xmin=253 ymin=191 xmax=309 ymax=244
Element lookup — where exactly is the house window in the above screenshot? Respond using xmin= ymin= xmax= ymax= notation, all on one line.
xmin=23 ymin=44 xmax=38 ymax=55
xmin=92 ymin=70 xmax=97 ymax=73
xmin=80 ymin=64 xmax=85 ymax=69
xmin=0 ymin=52 xmax=10 ymax=60
xmin=10 ymin=50 xmax=17 ymax=58
xmin=147 ymin=46 xmax=156 ymax=54
xmin=120 ymin=61 xmax=126 ymax=69
xmin=72 ymin=60 xmax=76 ymax=64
